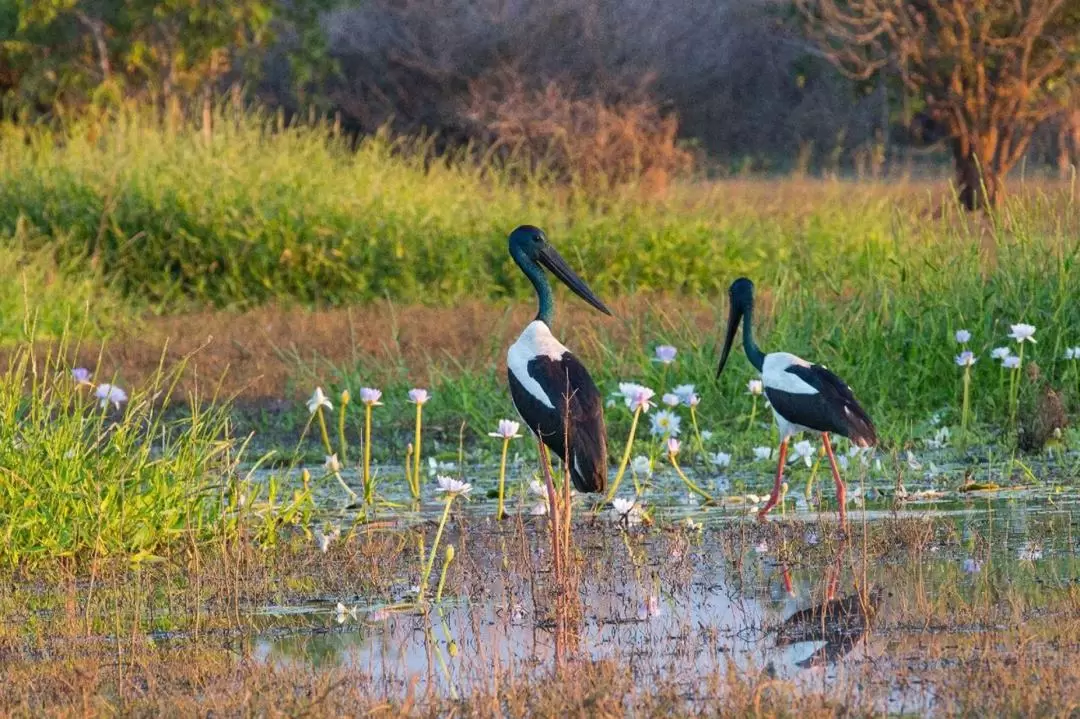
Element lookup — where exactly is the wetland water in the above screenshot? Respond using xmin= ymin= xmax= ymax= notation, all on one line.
xmin=238 ymin=458 xmax=1080 ymax=714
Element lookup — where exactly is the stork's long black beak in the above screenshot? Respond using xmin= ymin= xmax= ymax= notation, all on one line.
xmin=716 ymin=298 xmax=743 ymax=379
xmin=537 ymin=245 xmax=613 ymax=316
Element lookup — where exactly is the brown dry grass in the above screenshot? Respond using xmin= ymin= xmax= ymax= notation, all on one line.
xmin=465 ymin=69 xmax=693 ymax=196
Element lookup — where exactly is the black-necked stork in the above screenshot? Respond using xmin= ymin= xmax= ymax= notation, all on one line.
xmin=716 ymin=278 xmax=876 ymax=525
xmin=506 ymin=226 xmax=610 ymax=565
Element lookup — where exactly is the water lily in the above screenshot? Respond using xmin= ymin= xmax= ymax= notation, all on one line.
xmin=95 ymin=383 xmax=127 ymax=409
xmin=752 ymin=446 xmax=773 ymax=462
xmin=662 ymin=392 xmax=681 ymax=407
xmin=666 ymin=437 xmax=681 ymax=455
xmin=955 ymin=329 xmax=971 ymax=343
xmin=1009 ymin=323 xmax=1036 ymax=344
xmin=610 ymin=497 xmax=643 ymax=524
xmin=360 ymin=387 xmax=383 ymax=405
xmin=334 ymin=602 xmax=358 ymax=623
xmin=408 ymin=388 xmax=430 ymax=405
xmin=631 ymin=455 xmax=653 ymax=477
xmin=1065 ymin=347 xmax=1080 ymax=360
xmin=324 ymin=454 xmax=342 ymax=473
xmin=991 ymin=347 xmax=1011 ymax=360
xmin=436 ymin=475 xmax=472 ymax=497
xmin=489 ymin=419 xmax=522 ymax=439
xmin=1002 ymin=355 xmax=1021 ymax=370
xmin=672 ymin=384 xmax=696 ymax=404
xmin=962 ymin=557 xmax=982 ymax=574
xmin=71 ymin=367 xmax=92 ymax=386
xmin=1017 ymin=542 xmax=1042 ymax=562
xmin=746 ymin=379 xmax=764 ymax=395
xmin=619 ymin=383 xmax=656 ymax=413
xmin=315 ymin=526 xmax=340 ymax=553
xmin=637 ymin=595 xmax=663 ymax=619
xmin=838 ymin=455 xmax=850 ymax=471
xmin=307 ymin=387 xmax=333 ymax=414
xmin=955 ymin=351 xmax=976 ymax=367
xmin=650 ymin=410 xmax=681 ymax=437
xmin=701 ymin=430 xmax=713 ymax=441
xmin=926 ymin=426 xmax=951 ymax=449
xmin=791 ymin=440 xmax=815 ymax=467
xmin=685 ymin=517 xmax=702 ymax=532
xmin=653 ymin=345 xmax=677 ymax=364
xmin=710 ymin=451 xmax=731 ymax=468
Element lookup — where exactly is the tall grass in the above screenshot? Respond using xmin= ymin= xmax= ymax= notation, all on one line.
xmin=0 ymin=335 xmax=237 ymax=567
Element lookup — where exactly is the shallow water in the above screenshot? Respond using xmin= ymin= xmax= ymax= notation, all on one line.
xmin=237 ymin=452 xmax=1080 ymax=713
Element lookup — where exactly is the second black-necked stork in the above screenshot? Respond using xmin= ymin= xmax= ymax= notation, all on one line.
xmin=716 ymin=278 xmax=876 ymax=525
xmin=506 ymin=225 xmax=611 ymax=535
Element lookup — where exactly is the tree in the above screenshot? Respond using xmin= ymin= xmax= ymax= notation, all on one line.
xmin=796 ymin=0 xmax=1080 ymax=210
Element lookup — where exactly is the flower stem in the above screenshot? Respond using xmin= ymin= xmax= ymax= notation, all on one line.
xmin=363 ymin=403 xmax=374 ymax=504
xmin=337 ymin=395 xmax=349 ymax=464
xmin=747 ymin=394 xmax=758 ymax=431
xmin=411 ymin=404 xmax=424 ymax=499
xmin=602 ymin=407 xmax=642 ymax=504
xmin=419 ymin=495 xmax=455 ymax=603
xmin=496 ymin=437 xmax=510 ymax=520
xmin=690 ymin=406 xmax=707 ymax=459
xmin=435 ymin=546 xmax=455 ymax=602
xmin=315 ymin=407 xmax=333 ymax=455
xmin=670 ymin=452 xmax=714 ymax=503
xmin=1008 ymin=344 xmax=1024 ymax=430
xmin=961 ymin=365 xmax=972 ymax=448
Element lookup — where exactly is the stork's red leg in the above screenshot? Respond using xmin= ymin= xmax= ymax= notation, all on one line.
xmin=822 ymin=433 xmax=847 ymax=528
xmin=757 ymin=439 xmax=789 ymax=520
xmin=537 ymin=440 xmax=563 ymax=579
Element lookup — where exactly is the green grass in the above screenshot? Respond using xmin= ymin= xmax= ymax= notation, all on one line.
xmin=3 ymin=109 xmax=1080 ymax=462
xmin=0 ymin=336 xmax=238 ymax=567
xmin=0 ymin=221 xmax=131 ymax=342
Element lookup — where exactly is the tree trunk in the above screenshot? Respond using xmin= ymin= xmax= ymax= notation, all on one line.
xmin=952 ymin=139 xmax=999 ymax=211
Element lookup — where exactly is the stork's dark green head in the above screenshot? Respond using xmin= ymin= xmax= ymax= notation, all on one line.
xmin=508 ymin=224 xmax=612 ymax=323
xmin=717 ymin=276 xmax=765 ymax=376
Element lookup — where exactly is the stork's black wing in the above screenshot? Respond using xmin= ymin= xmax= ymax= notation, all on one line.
xmin=765 ymin=364 xmax=877 ymax=446
xmin=507 ymin=352 xmax=608 ymax=493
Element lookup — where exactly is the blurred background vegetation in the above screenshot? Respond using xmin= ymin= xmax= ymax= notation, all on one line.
xmin=3 ymin=0 xmax=1077 ymax=182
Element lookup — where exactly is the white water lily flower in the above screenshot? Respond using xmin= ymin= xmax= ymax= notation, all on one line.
xmin=752 ymin=446 xmax=773 ymax=462
xmin=685 ymin=517 xmax=702 ymax=532
xmin=436 ymin=475 xmax=472 ymax=497
xmin=672 ymin=384 xmax=696 ymax=405
xmin=631 ymin=455 xmax=653 ymax=477
xmin=334 ymin=602 xmax=358 ymax=623
xmin=650 ymin=410 xmax=681 ymax=437
xmin=95 ymin=384 xmax=128 ymax=409
xmin=1017 ymin=542 xmax=1042 ymax=562
xmin=926 ymin=426 xmax=951 ymax=449
xmin=955 ymin=351 xmax=976 ymax=367
xmin=408 ymin=388 xmax=430 ymax=405
xmin=619 ymin=383 xmax=656 ymax=413
xmin=662 ymin=392 xmax=680 ymax=407
xmin=962 ymin=558 xmax=982 ymax=574
xmin=653 ymin=345 xmax=677 ymax=364
xmin=710 ymin=451 xmax=731 ymax=468
xmin=791 ymin=440 xmax=815 ymax=467
xmin=838 ymin=455 xmax=850 ymax=471
xmin=666 ymin=437 xmax=681 ymax=455
xmin=489 ymin=419 xmax=522 ymax=439
xmin=746 ymin=379 xmax=764 ymax=396
xmin=905 ymin=451 xmax=922 ymax=470
xmin=1003 ymin=355 xmax=1021 ymax=370
xmin=307 ymin=387 xmax=333 ymax=414
xmin=1009 ymin=323 xmax=1036 ymax=344
xmin=701 ymin=430 xmax=713 ymax=441
xmin=359 ymin=387 xmax=383 ymax=405
xmin=529 ymin=501 xmax=549 ymax=516
xmin=71 ymin=367 xmax=92 ymax=386
xmin=1065 ymin=347 xmax=1080 ymax=360
xmin=610 ymin=497 xmax=643 ymax=524
xmin=315 ymin=526 xmax=340 ymax=553
xmin=955 ymin=329 xmax=971 ymax=343
xmin=324 ymin=454 xmax=342 ymax=473
xmin=991 ymin=347 xmax=1011 ymax=360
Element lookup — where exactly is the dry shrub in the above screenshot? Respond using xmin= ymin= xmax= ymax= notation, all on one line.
xmin=464 ymin=69 xmax=693 ymax=195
